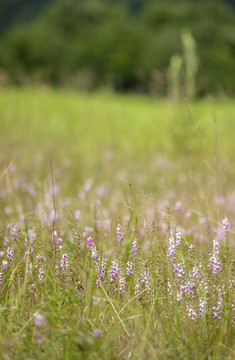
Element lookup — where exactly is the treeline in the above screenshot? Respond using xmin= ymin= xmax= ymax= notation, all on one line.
xmin=0 ymin=0 xmax=235 ymax=95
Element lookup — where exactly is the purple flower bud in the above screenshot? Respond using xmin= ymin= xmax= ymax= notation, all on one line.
xmin=174 ymin=202 xmax=183 ymax=212
xmin=92 ymin=328 xmax=102 ymax=339
xmin=34 ymin=313 xmax=46 ymax=328
xmin=87 ymin=236 xmax=93 ymax=249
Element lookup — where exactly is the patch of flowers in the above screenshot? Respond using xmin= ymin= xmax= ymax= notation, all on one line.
xmin=0 ymin=170 xmax=234 ymax=332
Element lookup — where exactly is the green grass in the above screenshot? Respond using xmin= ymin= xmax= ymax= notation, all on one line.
xmin=0 ymin=88 xmax=234 ymax=359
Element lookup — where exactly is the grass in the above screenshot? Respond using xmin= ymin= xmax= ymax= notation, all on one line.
xmin=0 ymin=87 xmax=234 ymax=359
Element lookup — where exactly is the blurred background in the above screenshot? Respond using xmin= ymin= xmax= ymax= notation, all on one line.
xmin=0 ymin=0 xmax=235 ymax=97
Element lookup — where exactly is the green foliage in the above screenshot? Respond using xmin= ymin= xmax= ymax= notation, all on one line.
xmin=0 ymin=0 xmax=235 ymax=94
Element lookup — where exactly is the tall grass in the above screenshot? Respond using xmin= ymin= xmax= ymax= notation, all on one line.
xmin=0 ymin=88 xmax=234 ymax=359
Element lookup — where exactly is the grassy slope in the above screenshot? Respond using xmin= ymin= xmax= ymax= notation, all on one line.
xmin=1 ymin=88 xmax=235 ymax=210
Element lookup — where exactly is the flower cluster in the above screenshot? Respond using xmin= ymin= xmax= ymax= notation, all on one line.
xmin=109 ymin=260 xmax=119 ymax=282
xmin=173 ymin=261 xmax=185 ymax=282
xmin=139 ymin=268 xmax=151 ymax=293
xmin=131 ymin=240 xmax=138 ymax=258
xmin=13 ymin=225 xmax=18 ymax=241
xmin=188 ymin=244 xmax=195 ymax=253
xmin=167 ymin=235 xmax=176 ymax=259
xmin=118 ymin=274 xmax=125 ymax=295
xmin=213 ymin=286 xmax=225 ymax=320
xmin=60 ymin=254 xmax=69 ymax=275
xmin=222 ymin=217 xmax=230 ymax=235
xmin=52 ymin=231 xmax=63 ymax=251
xmin=38 ymin=267 xmax=44 ymax=283
xmin=209 ymin=240 xmax=222 ymax=275
xmin=126 ymin=261 xmax=134 ymax=276
xmin=7 ymin=247 xmax=14 ymax=262
xmin=95 ymin=259 xmax=107 ymax=287
xmin=116 ymin=224 xmax=124 ymax=243
xmin=175 ymin=226 xmax=182 ymax=247
xmin=87 ymin=236 xmax=93 ymax=249
xmin=198 ymin=298 xmax=207 ymax=317
xmin=91 ymin=246 xmax=97 ymax=260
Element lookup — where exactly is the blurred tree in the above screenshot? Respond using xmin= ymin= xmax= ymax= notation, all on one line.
xmin=0 ymin=0 xmax=55 ymax=33
xmin=0 ymin=0 xmax=235 ymax=94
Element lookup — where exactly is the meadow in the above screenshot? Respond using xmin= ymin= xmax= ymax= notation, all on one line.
xmin=0 ymin=88 xmax=234 ymax=359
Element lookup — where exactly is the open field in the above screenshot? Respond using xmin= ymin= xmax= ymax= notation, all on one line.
xmin=0 ymin=88 xmax=234 ymax=359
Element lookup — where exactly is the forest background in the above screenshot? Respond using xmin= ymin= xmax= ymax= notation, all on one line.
xmin=1 ymin=0 xmax=235 ymax=96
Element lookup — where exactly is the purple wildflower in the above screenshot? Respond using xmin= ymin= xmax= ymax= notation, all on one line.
xmin=213 ymin=286 xmax=225 ymax=320
xmin=209 ymin=240 xmax=222 ymax=275
xmin=25 ymin=246 xmax=34 ymax=258
xmin=187 ymin=306 xmax=197 ymax=320
xmin=116 ymin=224 xmax=124 ymax=243
xmin=34 ymin=313 xmax=46 ymax=328
xmin=109 ymin=260 xmax=119 ymax=282
xmin=118 ymin=274 xmax=125 ymax=295
xmin=35 ymin=330 xmax=44 ymax=344
xmin=131 ymin=240 xmax=138 ymax=259
xmin=92 ymin=328 xmax=102 ymax=339
xmin=74 ymin=209 xmax=81 ymax=222
xmin=55 ymin=265 xmax=59 ymax=276
xmin=167 ymin=281 xmax=173 ymax=304
xmin=2 ymin=261 xmax=8 ymax=270
xmin=27 ymin=229 xmax=36 ymax=241
xmin=87 ymin=236 xmax=93 ymax=249
xmin=188 ymin=244 xmax=195 ymax=253
xmin=38 ymin=267 xmax=44 ymax=283
xmin=174 ymin=202 xmax=183 ymax=212
xmin=50 ymin=209 xmax=57 ymax=223
xmin=95 ymin=259 xmax=107 ymax=287
xmin=198 ymin=298 xmax=207 ymax=317
xmin=7 ymin=247 xmax=14 ymax=262
xmin=229 ymin=280 xmax=235 ymax=291
xmin=135 ymin=281 xmax=140 ymax=295
xmin=4 ymin=206 xmax=11 ymax=216
xmin=222 ymin=217 xmax=230 ymax=235
xmin=60 ymin=254 xmax=69 ymax=277
xmin=175 ymin=226 xmax=182 ymax=247
xmin=91 ymin=246 xmax=97 ymax=260
xmin=126 ymin=261 xmax=134 ymax=276
xmin=26 ymin=262 xmax=33 ymax=275
xmin=191 ymin=266 xmax=201 ymax=280
xmin=103 ymin=219 xmax=111 ymax=233
xmin=13 ymin=225 xmax=18 ymax=240
xmin=167 ymin=235 xmax=176 ymax=259
xmin=140 ymin=268 xmax=151 ymax=293
xmin=173 ymin=262 xmax=185 ymax=282
xmin=185 ymin=279 xmax=195 ymax=296
xmin=52 ymin=231 xmax=63 ymax=250
xmin=231 ymin=304 xmax=235 ymax=325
